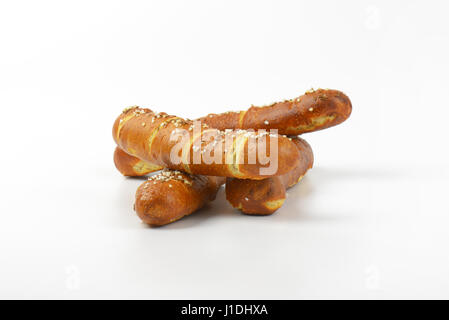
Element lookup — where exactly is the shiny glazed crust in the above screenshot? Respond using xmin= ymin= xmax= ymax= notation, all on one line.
xmin=113 ymin=147 xmax=161 ymax=176
xmin=198 ymin=89 xmax=352 ymax=136
xmin=113 ymin=88 xmax=351 ymax=224
xmin=113 ymin=107 xmax=300 ymax=179
xmin=135 ymin=170 xmax=225 ymax=226
xmin=225 ymin=137 xmax=314 ymax=215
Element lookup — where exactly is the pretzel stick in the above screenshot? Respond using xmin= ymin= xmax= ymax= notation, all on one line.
xmin=198 ymin=89 xmax=352 ymax=136
xmin=113 ymin=89 xmax=350 ymax=178
xmin=113 ymin=107 xmax=300 ymax=179
xmin=113 ymin=150 xmax=225 ymax=226
xmin=225 ymin=137 xmax=314 ymax=215
xmin=113 ymin=148 xmax=224 ymax=226
xmin=135 ymin=170 xmax=225 ymax=226
xmin=114 ymin=147 xmax=161 ymax=176
xmin=115 ymin=137 xmax=312 ymax=221
xmin=114 ymin=88 xmax=349 ymax=223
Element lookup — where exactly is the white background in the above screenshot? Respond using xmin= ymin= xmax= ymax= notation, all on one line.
xmin=0 ymin=0 xmax=448 ymax=299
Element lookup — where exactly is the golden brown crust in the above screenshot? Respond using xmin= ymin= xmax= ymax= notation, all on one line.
xmin=135 ymin=170 xmax=225 ymax=226
xmin=113 ymin=89 xmax=341 ymax=223
xmin=113 ymin=107 xmax=300 ymax=179
xmin=200 ymin=111 xmax=241 ymax=132
xmin=199 ymin=89 xmax=352 ymax=135
xmin=113 ymin=147 xmax=162 ymax=176
xmin=225 ymin=137 xmax=314 ymax=215
xmin=113 ymin=148 xmax=225 ymax=226
xmin=280 ymin=138 xmax=314 ymax=188
xmin=225 ymin=177 xmax=286 ymax=215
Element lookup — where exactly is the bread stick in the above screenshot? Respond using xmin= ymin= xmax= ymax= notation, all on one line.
xmin=114 ymin=88 xmax=347 ymax=223
xmin=225 ymin=137 xmax=314 ymax=215
xmin=113 ymin=107 xmax=300 ymax=179
xmin=135 ymin=169 xmax=225 ymax=226
xmin=199 ymin=89 xmax=352 ymax=136
xmin=114 ymin=149 xmax=225 ymax=226
xmin=113 ymin=147 xmax=161 ymax=176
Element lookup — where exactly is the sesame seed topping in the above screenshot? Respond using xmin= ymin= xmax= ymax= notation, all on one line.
xmin=318 ymin=94 xmax=328 ymax=100
xmin=306 ymin=88 xmax=315 ymax=94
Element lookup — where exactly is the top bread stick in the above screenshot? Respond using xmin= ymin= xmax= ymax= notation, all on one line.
xmin=113 ymin=107 xmax=300 ymax=180
xmin=198 ymin=89 xmax=352 ymax=136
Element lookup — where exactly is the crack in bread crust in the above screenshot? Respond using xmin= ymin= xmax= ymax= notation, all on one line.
xmin=291 ymin=115 xmax=336 ymax=132
xmin=116 ymin=112 xmax=138 ymax=141
xmin=132 ymin=161 xmax=162 ymax=175
xmin=147 ymin=116 xmax=178 ymax=159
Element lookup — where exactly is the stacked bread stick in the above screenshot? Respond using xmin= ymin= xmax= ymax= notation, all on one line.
xmin=112 ymin=89 xmax=352 ymax=226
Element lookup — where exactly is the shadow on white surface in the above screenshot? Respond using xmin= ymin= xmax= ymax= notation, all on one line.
xmin=113 ymin=166 xmax=383 ymax=230
xmin=310 ymin=166 xmax=408 ymax=181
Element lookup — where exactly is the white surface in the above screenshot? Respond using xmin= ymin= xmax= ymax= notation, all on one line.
xmin=0 ymin=0 xmax=448 ymax=299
